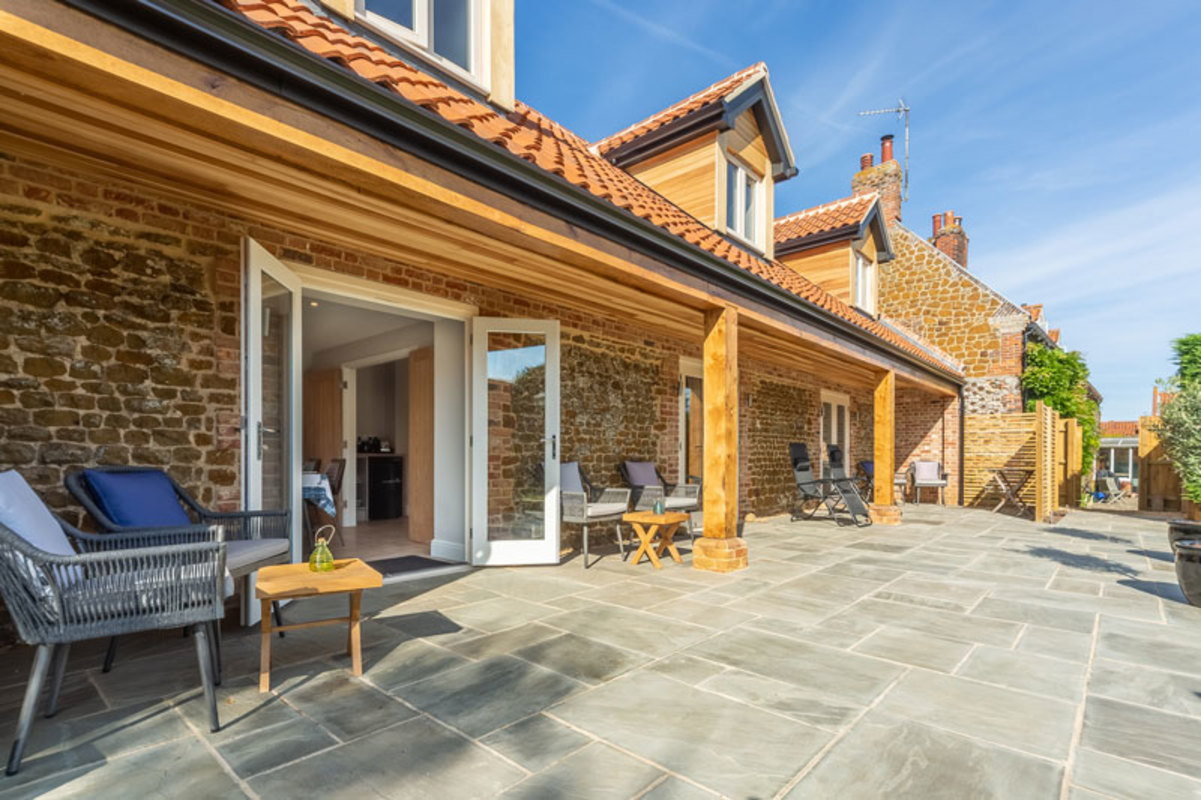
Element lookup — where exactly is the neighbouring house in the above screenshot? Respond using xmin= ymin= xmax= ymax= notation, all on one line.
xmin=774 ymin=135 xmax=1087 ymax=508
xmin=0 ymin=0 xmax=965 ymax=617
xmin=1098 ymin=420 xmax=1139 ymax=491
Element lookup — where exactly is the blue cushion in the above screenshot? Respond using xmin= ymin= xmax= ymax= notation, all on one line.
xmin=560 ymin=462 xmax=585 ymax=493
xmin=83 ymin=469 xmax=191 ymax=528
xmin=623 ymin=461 xmax=660 ymax=488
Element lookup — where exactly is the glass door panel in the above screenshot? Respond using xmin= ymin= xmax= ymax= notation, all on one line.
xmin=471 ymin=318 xmax=559 ymax=565
xmin=243 ymin=239 xmax=302 ymax=568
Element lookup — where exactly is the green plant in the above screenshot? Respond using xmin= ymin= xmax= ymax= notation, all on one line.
xmin=1152 ymin=377 xmax=1201 ymax=503
xmin=1021 ymin=342 xmax=1099 ymax=476
xmin=1173 ymin=334 xmax=1201 ymax=386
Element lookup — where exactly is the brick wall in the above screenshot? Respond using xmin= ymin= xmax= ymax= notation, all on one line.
xmin=896 ymin=386 xmax=961 ymax=504
xmin=880 ymin=225 xmax=1026 ymax=414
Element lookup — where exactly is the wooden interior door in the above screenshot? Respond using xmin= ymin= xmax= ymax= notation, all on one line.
xmin=685 ymin=376 xmax=703 ymax=481
xmin=303 ymin=368 xmax=344 ymax=520
xmin=407 ymin=347 xmax=434 ymax=542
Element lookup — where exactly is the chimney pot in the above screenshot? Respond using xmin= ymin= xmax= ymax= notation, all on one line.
xmin=860 ymin=153 xmax=874 ymax=170
xmin=944 ymin=211 xmax=955 ymax=227
xmin=932 ymin=214 xmax=943 ymax=235
xmin=954 ymin=216 xmax=963 ymax=227
xmin=880 ymin=134 xmax=894 ymax=163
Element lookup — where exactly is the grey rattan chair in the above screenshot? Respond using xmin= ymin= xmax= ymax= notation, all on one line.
xmin=65 ymin=467 xmax=290 ymax=670
xmin=908 ymin=460 xmax=948 ymax=504
xmin=560 ymin=462 xmax=631 ymax=569
xmin=0 ymin=510 xmax=225 ymax=775
xmin=619 ymin=460 xmax=700 ymax=539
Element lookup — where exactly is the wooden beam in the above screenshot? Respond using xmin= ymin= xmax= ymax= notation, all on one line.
xmin=873 ymin=370 xmax=896 ymax=506
xmin=696 ymin=306 xmax=747 ymax=572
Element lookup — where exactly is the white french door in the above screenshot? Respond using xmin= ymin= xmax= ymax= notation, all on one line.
xmin=820 ymin=391 xmax=850 ymax=478
xmin=243 ymin=239 xmax=303 ymax=563
xmin=470 ymin=317 xmax=560 ymax=565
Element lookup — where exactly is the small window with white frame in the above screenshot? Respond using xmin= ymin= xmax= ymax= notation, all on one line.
xmin=725 ymin=155 xmax=763 ymax=249
xmin=358 ymin=0 xmax=483 ymax=87
xmin=853 ymin=251 xmax=875 ymax=315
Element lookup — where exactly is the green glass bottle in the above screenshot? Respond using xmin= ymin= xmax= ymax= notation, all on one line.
xmin=309 ymin=536 xmax=335 ymax=572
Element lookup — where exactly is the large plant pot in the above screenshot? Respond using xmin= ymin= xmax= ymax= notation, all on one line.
xmin=1176 ymin=540 xmax=1201 ymax=607
xmin=1167 ymin=519 xmax=1201 ymax=550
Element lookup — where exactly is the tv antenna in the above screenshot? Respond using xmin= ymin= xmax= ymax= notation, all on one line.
xmin=858 ymin=98 xmax=910 ymax=201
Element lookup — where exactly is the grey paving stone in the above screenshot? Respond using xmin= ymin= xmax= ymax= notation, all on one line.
xmin=1071 ymin=746 xmax=1201 ymax=800
xmin=1049 ymin=576 xmax=1102 ymax=595
xmin=0 ymin=671 xmax=105 ymax=723
xmin=638 ymin=776 xmax=719 ymax=799
xmin=972 ymin=597 xmax=1096 ymax=633
xmin=3 ymin=700 xmax=192 ymax=790
xmin=956 ymin=646 xmax=1087 ymax=699
xmin=874 ymin=670 xmax=1077 ymax=759
xmin=1016 ymin=625 xmax=1095 ymax=663
xmin=175 ymin=676 xmax=303 ymax=744
xmin=787 ymin=712 xmax=1062 ymax=799
xmin=215 ymin=716 xmax=337 ymax=778
xmin=514 ymin=632 xmax=649 ymax=685
xmin=576 ymin=581 xmax=689 ymax=610
xmin=643 ymin=654 xmax=727 ymax=685
xmin=444 ymin=597 xmax=561 ymax=633
xmin=1095 ymin=629 xmax=1201 ymax=676
xmin=2 ymin=738 xmax=247 ymax=800
xmin=360 ymin=635 xmax=474 ymax=690
xmin=551 ymin=672 xmax=830 ymax=799
xmin=467 ymin=570 xmax=593 ymax=602
xmin=643 ymin=599 xmax=756 ymax=630
xmin=501 ymin=741 xmax=663 ymax=799
xmin=541 ymin=605 xmax=712 ymax=657
xmin=827 ymin=597 xmax=1023 ymax=646
xmin=853 ymin=626 xmax=973 ymax=672
xmin=1089 ymin=659 xmax=1201 ymax=718
xmin=699 ymin=668 xmax=862 ymax=730
xmin=448 ymin=622 xmax=563 ymax=659
xmin=874 ymin=575 xmax=991 ymax=609
xmin=277 ymin=670 xmax=416 ymax=740
xmin=479 ymin=713 xmax=592 ymax=772
xmin=686 ymin=627 xmax=903 ymax=704
xmin=1081 ymin=696 xmax=1201 ymax=779
xmin=248 ymin=716 xmax=524 ymax=798
xmin=395 ymin=655 xmax=584 ymax=737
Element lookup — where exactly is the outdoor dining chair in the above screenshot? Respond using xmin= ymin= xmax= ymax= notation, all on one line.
xmin=560 ymin=462 xmax=631 ymax=568
xmin=619 ymin=460 xmax=700 ymax=537
xmin=909 ymin=460 xmax=949 ymax=504
xmin=65 ymin=466 xmax=290 ymax=671
xmin=0 ymin=471 xmax=226 ymax=775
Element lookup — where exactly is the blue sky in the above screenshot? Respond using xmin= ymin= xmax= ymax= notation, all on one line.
xmin=514 ymin=0 xmax=1201 ymax=420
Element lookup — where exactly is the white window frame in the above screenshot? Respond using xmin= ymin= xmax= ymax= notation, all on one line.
xmin=357 ymin=0 xmax=488 ymax=92
xmin=853 ymin=251 xmax=875 ymax=315
xmin=678 ymin=357 xmax=703 ymax=481
xmin=724 ymin=154 xmax=764 ymax=250
xmin=819 ymin=390 xmax=851 ymax=476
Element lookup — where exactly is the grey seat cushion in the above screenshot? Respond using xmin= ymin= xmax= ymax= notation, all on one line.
xmin=226 ymin=538 xmax=289 ymax=574
xmin=664 ymin=496 xmax=697 ymax=511
xmin=586 ymin=502 xmax=628 ymax=519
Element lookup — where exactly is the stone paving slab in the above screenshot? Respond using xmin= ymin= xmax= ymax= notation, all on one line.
xmin=2 ymin=505 xmax=1200 ymax=798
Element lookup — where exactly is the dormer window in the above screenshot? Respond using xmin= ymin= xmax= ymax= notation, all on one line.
xmin=359 ymin=0 xmax=480 ymax=82
xmin=725 ymin=157 xmax=763 ymax=249
xmin=854 ymin=251 xmax=876 ymax=315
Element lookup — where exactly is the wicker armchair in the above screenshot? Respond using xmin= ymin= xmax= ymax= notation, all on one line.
xmin=65 ymin=467 xmax=290 ymax=669
xmin=0 ymin=513 xmax=225 ymax=775
xmin=560 ymin=462 xmax=631 ymax=569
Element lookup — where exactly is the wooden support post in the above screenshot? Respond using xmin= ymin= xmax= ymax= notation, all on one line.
xmin=870 ymin=370 xmax=901 ymax=525
xmin=695 ymin=306 xmax=747 ymax=572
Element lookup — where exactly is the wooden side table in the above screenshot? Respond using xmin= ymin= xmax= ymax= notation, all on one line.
xmin=622 ymin=511 xmax=690 ymax=569
xmin=255 ymin=558 xmax=383 ymax=692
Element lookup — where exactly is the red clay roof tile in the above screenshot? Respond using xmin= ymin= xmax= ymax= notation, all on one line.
xmin=774 ymin=194 xmax=877 ymax=249
xmin=1099 ymin=420 xmax=1138 ymax=438
xmin=216 ymin=0 xmax=959 ymax=378
xmin=592 ymin=62 xmax=766 ymax=156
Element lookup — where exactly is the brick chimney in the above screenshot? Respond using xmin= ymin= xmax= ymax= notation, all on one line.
xmin=930 ymin=210 xmax=969 ymax=267
xmin=852 ymin=135 xmax=902 ymax=225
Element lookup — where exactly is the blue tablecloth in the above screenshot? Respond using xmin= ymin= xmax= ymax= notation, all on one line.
xmin=302 ymin=472 xmax=336 ymax=517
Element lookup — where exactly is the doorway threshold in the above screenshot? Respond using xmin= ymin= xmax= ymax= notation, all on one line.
xmin=377 ymin=560 xmax=473 ymax=586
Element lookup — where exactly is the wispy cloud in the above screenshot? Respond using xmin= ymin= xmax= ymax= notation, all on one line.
xmin=582 ymin=0 xmax=736 ymax=68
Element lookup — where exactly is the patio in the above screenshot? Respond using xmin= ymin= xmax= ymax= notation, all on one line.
xmin=1 ymin=506 xmax=1198 ymax=799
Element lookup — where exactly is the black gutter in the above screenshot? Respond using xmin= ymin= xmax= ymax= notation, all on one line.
xmin=602 ymin=104 xmax=727 ymax=169
xmin=957 ymin=383 xmax=966 ymax=506
xmin=61 ymin=0 xmax=960 ymax=384
xmin=775 ymin=225 xmax=859 ymax=257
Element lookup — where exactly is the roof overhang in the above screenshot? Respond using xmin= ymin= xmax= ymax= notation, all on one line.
xmin=603 ymin=74 xmax=798 ymax=182
xmin=44 ymin=0 xmax=958 ymax=387
xmin=775 ymin=199 xmax=895 ymax=262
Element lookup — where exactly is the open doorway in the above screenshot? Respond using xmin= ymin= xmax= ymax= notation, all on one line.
xmin=300 ymin=292 xmax=448 ymax=567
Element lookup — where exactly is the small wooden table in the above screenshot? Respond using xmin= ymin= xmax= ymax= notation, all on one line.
xmin=623 ymin=511 xmax=690 ymax=569
xmin=255 ymin=558 xmax=383 ymax=692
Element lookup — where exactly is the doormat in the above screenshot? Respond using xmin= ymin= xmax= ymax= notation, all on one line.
xmin=368 ymin=555 xmax=454 ymax=577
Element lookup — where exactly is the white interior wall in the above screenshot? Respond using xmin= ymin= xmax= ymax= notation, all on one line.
xmin=431 ymin=318 xmax=467 ymax=562
xmin=356 ymin=362 xmax=396 ymax=445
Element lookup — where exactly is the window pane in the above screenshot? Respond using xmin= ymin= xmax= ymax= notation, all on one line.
xmin=726 ymin=162 xmax=739 ymax=231
xmin=836 ymin=405 xmax=846 ymax=448
xmin=366 ymin=0 xmax=414 ymax=29
xmin=744 ymin=173 xmax=756 ymax=240
xmin=433 ymin=0 xmax=471 ymax=69
xmin=485 ymin=332 xmax=546 ymax=541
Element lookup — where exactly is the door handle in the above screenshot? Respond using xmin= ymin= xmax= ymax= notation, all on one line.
xmin=545 ymin=434 xmax=557 ymax=459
